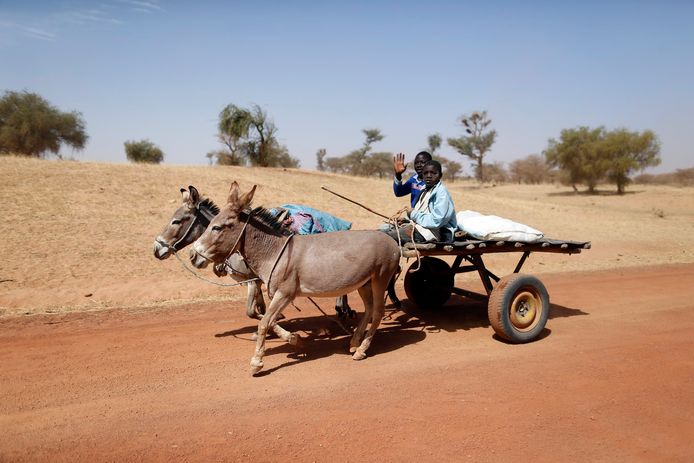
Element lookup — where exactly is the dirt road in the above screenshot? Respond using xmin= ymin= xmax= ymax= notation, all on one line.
xmin=2 ymin=264 xmax=693 ymax=462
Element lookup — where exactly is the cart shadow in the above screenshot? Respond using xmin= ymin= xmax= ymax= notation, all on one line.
xmin=391 ymin=296 xmax=589 ymax=336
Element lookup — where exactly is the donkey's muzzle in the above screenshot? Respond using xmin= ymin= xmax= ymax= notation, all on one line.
xmin=153 ymin=239 xmax=172 ymax=260
xmin=189 ymin=247 xmax=210 ymax=269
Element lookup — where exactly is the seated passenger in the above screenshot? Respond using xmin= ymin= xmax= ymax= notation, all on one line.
xmin=393 ymin=150 xmax=433 ymax=207
xmin=383 ymin=160 xmax=457 ymax=244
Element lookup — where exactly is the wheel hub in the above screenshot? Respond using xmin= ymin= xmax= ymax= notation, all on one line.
xmin=510 ymin=290 xmax=539 ymax=330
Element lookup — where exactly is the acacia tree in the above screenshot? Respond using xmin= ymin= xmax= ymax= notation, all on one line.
xmin=544 ymin=126 xmax=659 ymax=194
xmin=215 ymin=103 xmax=252 ymax=165
xmin=328 ymin=128 xmax=384 ymax=176
xmin=124 ymin=139 xmax=164 ymax=164
xmin=603 ymin=128 xmax=660 ymax=194
xmin=212 ymin=103 xmax=299 ymax=167
xmin=362 ymin=152 xmax=392 ymax=178
xmin=427 ymin=133 xmax=442 ymax=155
xmin=0 ymin=90 xmax=88 ymax=158
xmin=544 ymin=127 xmax=606 ymax=192
xmin=440 ymin=157 xmax=463 ymax=181
xmin=447 ymin=111 xmax=497 ymax=182
xmin=509 ymin=154 xmax=552 ymax=184
xmin=316 ymin=148 xmax=327 ymax=171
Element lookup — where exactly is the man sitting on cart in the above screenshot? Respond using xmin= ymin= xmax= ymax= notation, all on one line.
xmin=383 ymin=159 xmax=457 ymax=244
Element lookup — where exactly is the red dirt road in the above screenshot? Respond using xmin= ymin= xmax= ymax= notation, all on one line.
xmin=2 ymin=264 xmax=694 ymax=462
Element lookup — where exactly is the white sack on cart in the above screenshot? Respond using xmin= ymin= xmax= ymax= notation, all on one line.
xmin=456 ymin=210 xmax=544 ymax=242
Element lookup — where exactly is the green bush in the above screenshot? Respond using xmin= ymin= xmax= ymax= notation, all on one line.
xmin=124 ymin=139 xmax=164 ymax=164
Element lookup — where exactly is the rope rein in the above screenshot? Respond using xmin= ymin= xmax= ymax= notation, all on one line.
xmin=173 ymin=251 xmax=260 ymax=287
xmin=265 ymin=233 xmax=295 ymax=298
xmin=386 ymin=207 xmax=422 ymax=272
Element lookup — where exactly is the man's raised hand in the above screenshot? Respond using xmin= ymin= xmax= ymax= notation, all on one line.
xmin=393 ymin=152 xmax=407 ymax=180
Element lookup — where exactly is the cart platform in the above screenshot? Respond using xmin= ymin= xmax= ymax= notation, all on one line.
xmin=390 ymin=235 xmax=591 ymax=343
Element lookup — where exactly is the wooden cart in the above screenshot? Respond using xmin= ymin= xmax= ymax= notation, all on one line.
xmin=389 ymin=237 xmax=591 ymax=343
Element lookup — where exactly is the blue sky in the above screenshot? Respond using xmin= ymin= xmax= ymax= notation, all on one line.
xmin=1 ymin=1 xmax=692 ymax=173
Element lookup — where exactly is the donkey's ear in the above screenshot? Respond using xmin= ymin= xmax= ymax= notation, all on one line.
xmin=228 ymin=181 xmax=240 ymax=204
xmin=180 ymin=187 xmax=193 ymax=207
xmin=238 ymin=185 xmax=257 ymax=209
xmin=188 ymin=185 xmax=200 ymax=205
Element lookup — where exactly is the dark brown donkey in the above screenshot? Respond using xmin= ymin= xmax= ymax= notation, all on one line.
xmin=190 ymin=181 xmax=401 ymax=375
xmin=153 ymin=186 xmax=265 ymax=319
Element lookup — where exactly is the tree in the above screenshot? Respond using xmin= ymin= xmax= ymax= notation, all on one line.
xmin=316 ymin=148 xmax=327 ymax=171
xmin=427 ymin=133 xmax=442 ymax=155
xmin=544 ymin=126 xmax=607 ymax=192
xmin=509 ymin=154 xmax=552 ymax=184
xmin=213 ymin=103 xmax=300 ymax=168
xmin=544 ymin=126 xmax=660 ymax=194
xmin=324 ymin=155 xmax=349 ymax=174
xmin=216 ymin=104 xmax=252 ymax=165
xmin=341 ymin=128 xmax=384 ymax=175
xmin=602 ymin=129 xmax=660 ymax=194
xmin=362 ymin=152 xmax=392 ymax=178
xmin=479 ymin=161 xmax=508 ymax=184
xmin=447 ymin=111 xmax=497 ymax=182
xmin=0 ymin=90 xmax=88 ymax=158
xmin=207 ymin=148 xmax=243 ymax=166
xmin=124 ymin=139 xmax=164 ymax=164
xmin=440 ymin=157 xmax=463 ymax=181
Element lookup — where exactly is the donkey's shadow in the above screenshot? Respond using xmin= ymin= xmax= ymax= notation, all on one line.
xmin=214 ymin=309 xmax=427 ymax=375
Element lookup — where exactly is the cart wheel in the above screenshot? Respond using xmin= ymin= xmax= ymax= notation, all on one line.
xmin=487 ymin=273 xmax=549 ymax=343
xmin=404 ymin=257 xmax=453 ymax=309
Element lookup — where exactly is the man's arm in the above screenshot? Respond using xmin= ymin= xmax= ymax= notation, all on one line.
xmin=410 ymin=190 xmax=455 ymax=228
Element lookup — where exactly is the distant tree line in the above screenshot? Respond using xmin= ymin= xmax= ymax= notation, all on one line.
xmin=317 ymin=110 xmax=664 ymax=194
xmin=634 ymin=167 xmax=694 ymax=187
xmin=0 ymin=90 xmax=669 ymax=192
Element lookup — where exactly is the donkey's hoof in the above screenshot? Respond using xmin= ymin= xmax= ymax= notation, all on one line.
xmin=352 ymin=351 xmax=367 ymax=361
xmin=288 ymin=333 xmax=301 ymax=346
xmin=250 ymin=359 xmax=264 ymax=376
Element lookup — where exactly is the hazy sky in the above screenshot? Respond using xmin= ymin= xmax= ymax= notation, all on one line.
xmin=2 ymin=1 xmax=692 ymax=173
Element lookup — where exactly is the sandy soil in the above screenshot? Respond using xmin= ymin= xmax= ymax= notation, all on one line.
xmin=2 ymin=264 xmax=694 ymax=462
xmin=1 ymin=157 xmax=694 ymax=461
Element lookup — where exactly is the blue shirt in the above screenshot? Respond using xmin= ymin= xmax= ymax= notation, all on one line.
xmin=393 ymin=174 xmax=426 ymax=207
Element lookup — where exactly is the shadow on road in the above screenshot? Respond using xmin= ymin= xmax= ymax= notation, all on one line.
xmin=213 ymin=296 xmax=588 ymax=375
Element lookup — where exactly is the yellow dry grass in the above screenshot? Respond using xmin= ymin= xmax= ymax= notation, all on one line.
xmin=1 ymin=156 xmax=693 ymax=317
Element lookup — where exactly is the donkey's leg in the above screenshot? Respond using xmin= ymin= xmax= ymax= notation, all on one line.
xmin=335 ymin=294 xmax=356 ymax=320
xmin=353 ymin=279 xmax=387 ymax=360
xmin=350 ymin=284 xmax=373 ymax=354
xmin=250 ymin=292 xmax=292 ymax=375
xmin=245 ymin=281 xmax=261 ymax=319
xmin=253 ymin=281 xmax=266 ymax=316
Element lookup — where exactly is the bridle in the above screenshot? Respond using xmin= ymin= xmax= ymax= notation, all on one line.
xmin=218 ymin=208 xmax=295 ymax=297
xmin=168 ymin=204 xmax=216 ymax=252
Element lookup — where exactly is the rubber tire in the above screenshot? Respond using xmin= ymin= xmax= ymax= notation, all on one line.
xmin=404 ymin=257 xmax=453 ymax=309
xmin=487 ymin=273 xmax=549 ymax=343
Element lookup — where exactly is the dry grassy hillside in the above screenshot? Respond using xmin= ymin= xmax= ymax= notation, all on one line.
xmin=1 ymin=156 xmax=693 ymax=316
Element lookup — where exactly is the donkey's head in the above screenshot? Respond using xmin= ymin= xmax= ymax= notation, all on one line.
xmin=190 ymin=181 xmax=256 ymax=268
xmin=153 ymin=185 xmax=219 ymax=260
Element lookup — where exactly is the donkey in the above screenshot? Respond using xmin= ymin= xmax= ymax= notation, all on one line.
xmin=153 ymin=186 xmax=265 ymax=319
xmin=190 ymin=181 xmax=401 ymax=375
xmin=153 ymin=186 xmax=353 ymax=322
